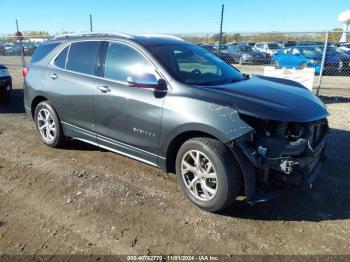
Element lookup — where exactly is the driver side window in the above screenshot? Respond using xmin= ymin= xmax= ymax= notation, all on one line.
xmin=103 ymin=42 xmax=155 ymax=82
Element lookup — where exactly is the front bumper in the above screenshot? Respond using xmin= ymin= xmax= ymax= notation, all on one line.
xmin=229 ymin=121 xmax=328 ymax=204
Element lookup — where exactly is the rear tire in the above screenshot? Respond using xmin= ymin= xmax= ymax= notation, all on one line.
xmin=34 ymin=101 xmax=66 ymax=148
xmin=175 ymin=137 xmax=241 ymax=212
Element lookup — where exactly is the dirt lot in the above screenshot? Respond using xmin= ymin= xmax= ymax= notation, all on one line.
xmin=0 ymin=57 xmax=350 ymax=256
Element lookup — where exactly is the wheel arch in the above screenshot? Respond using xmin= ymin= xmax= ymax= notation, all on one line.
xmin=164 ymin=130 xmax=219 ymax=174
xmin=31 ymin=95 xmax=49 ymax=119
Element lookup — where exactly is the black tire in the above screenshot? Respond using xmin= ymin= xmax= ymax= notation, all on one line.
xmin=175 ymin=137 xmax=241 ymax=212
xmin=34 ymin=101 xmax=66 ymax=148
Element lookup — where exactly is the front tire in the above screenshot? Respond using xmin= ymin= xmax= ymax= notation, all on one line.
xmin=175 ymin=138 xmax=241 ymax=212
xmin=34 ymin=101 xmax=66 ymax=148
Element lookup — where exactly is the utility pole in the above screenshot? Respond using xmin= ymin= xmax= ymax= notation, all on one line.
xmin=90 ymin=14 xmax=93 ymax=32
xmin=15 ymin=19 xmax=26 ymax=68
xmin=218 ymin=4 xmax=224 ymax=56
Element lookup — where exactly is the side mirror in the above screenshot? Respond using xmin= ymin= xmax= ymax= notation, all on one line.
xmin=127 ymin=73 xmax=167 ymax=91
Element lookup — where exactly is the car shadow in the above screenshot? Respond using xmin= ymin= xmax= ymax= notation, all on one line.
xmin=0 ymin=89 xmax=25 ymax=114
xmin=62 ymin=140 xmax=107 ymax=152
xmin=220 ymin=128 xmax=350 ymax=222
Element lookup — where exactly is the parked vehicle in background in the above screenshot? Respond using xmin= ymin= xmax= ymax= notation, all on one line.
xmin=23 ymin=42 xmax=37 ymax=56
xmin=246 ymin=42 xmax=256 ymax=47
xmin=221 ymin=43 xmax=270 ymax=64
xmin=283 ymin=41 xmax=297 ymax=47
xmin=0 ymin=64 xmax=12 ymax=100
xmin=254 ymin=42 xmax=281 ymax=55
xmin=271 ymin=45 xmax=350 ymax=74
xmin=296 ymin=41 xmax=324 ymax=46
xmin=24 ymin=33 xmax=329 ymax=212
xmin=276 ymin=42 xmax=285 ymax=49
xmin=339 ymin=43 xmax=350 ymax=55
xmin=199 ymin=44 xmax=217 ymax=54
xmin=0 ymin=42 xmax=5 ymax=55
xmin=4 ymin=43 xmax=23 ymax=55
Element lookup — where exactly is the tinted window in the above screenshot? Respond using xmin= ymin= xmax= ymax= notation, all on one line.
xmin=104 ymin=42 xmax=154 ymax=82
xmin=147 ymin=44 xmax=244 ymax=86
xmin=66 ymin=41 xmax=100 ymax=75
xmin=54 ymin=46 xmax=69 ymax=69
xmin=31 ymin=42 xmax=60 ymax=63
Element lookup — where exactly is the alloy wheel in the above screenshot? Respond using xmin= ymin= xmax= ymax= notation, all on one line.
xmin=37 ymin=108 xmax=56 ymax=142
xmin=181 ymin=150 xmax=218 ymax=201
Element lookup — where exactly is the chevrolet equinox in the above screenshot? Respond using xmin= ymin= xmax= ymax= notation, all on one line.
xmin=23 ymin=33 xmax=329 ymax=212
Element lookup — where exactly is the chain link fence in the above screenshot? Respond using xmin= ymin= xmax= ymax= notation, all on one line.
xmin=0 ymin=32 xmax=349 ymax=98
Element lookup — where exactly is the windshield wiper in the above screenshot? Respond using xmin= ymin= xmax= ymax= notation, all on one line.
xmin=191 ymin=77 xmax=247 ymax=86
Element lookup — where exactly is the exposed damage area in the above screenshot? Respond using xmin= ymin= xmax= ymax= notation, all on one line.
xmin=230 ymin=115 xmax=329 ymax=203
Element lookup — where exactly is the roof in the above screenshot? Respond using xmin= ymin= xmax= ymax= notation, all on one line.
xmin=53 ymin=32 xmax=185 ymax=45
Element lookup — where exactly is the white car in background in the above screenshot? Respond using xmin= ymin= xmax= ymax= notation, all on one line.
xmin=254 ymin=42 xmax=281 ymax=56
xmin=339 ymin=43 xmax=350 ymax=52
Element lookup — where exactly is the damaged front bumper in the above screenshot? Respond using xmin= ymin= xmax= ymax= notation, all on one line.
xmin=228 ymin=119 xmax=328 ymax=204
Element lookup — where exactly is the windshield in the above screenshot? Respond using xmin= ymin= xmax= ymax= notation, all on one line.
xmin=268 ymin=43 xmax=280 ymax=49
xmin=146 ymin=44 xmax=244 ymax=86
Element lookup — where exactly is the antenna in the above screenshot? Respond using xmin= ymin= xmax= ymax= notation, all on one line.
xmin=338 ymin=10 xmax=350 ymax=43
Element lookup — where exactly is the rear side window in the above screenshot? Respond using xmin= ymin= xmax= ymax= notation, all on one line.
xmin=54 ymin=46 xmax=69 ymax=69
xmin=31 ymin=42 xmax=60 ymax=63
xmin=66 ymin=41 xmax=100 ymax=75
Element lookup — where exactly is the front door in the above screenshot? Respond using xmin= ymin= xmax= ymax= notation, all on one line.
xmin=94 ymin=41 xmax=165 ymax=165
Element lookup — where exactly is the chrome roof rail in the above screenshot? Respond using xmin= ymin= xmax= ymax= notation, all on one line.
xmin=53 ymin=32 xmax=134 ymax=40
xmin=136 ymin=34 xmax=184 ymax=41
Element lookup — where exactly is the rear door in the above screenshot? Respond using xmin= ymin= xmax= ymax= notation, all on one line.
xmin=45 ymin=41 xmax=101 ymax=142
xmin=94 ymin=41 xmax=165 ymax=165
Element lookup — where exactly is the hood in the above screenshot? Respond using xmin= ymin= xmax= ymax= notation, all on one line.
xmin=192 ymin=75 xmax=329 ymax=123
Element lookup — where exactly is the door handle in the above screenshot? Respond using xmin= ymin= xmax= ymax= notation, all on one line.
xmin=51 ymin=74 xmax=58 ymax=80
xmin=96 ymin=85 xmax=111 ymax=93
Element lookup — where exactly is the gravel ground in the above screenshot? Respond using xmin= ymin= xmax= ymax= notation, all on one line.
xmin=0 ymin=57 xmax=349 ymax=256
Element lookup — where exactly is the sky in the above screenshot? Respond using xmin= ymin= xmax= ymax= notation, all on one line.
xmin=0 ymin=0 xmax=349 ymax=35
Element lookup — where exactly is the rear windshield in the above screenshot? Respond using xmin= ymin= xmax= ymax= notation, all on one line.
xmin=31 ymin=42 xmax=60 ymax=63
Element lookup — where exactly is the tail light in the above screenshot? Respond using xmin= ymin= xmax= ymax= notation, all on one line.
xmin=22 ymin=67 xmax=29 ymax=78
